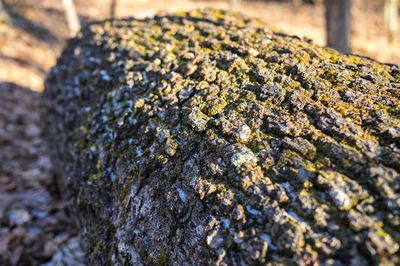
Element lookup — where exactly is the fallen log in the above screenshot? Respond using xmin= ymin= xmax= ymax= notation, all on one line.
xmin=41 ymin=8 xmax=400 ymax=265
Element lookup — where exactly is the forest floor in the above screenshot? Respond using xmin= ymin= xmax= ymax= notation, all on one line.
xmin=0 ymin=0 xmax=399 ymax=265
xmin=0 ymin=82 xmax=82 ymax=265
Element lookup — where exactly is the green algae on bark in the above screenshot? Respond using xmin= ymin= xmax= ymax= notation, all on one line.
xmin=41 ymin=8 xmax=400 ymax=266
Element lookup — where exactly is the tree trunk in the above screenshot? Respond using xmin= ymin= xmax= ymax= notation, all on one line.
xmin=228 ymin=0 xmax=239 ymax=10
xmin=324 ymin=0 xmax=351 ymax=53
xmin=110 ymin=0 xmax=117 ymax=19
xmin=62 ymin=0 xmax=80 ymax=37
xmin=292 ymin=0 xmax=302 ymax=6
xmin=41 ymin=9 xmax=400 ymax=266
xmin=0 ymin=0 xmax=11 ymax=24
xmin=384 ymin=0 xmax=399 ymax=42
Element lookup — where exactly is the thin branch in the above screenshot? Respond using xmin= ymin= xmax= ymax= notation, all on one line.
xmin=62 ymin=0 xmax=80 ymax=37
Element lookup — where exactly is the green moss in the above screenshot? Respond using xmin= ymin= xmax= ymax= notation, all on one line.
xmin=203 ymin=98 xmax=227 ymax=116
xmin=155 ymin=251 xmax=169 ymax=266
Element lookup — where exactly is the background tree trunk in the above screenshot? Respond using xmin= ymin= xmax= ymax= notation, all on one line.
xmin=384 ymin=0 xmax=399 ymax=42
xmin=62 ymin=0 xmax=80 ymax=37
xmin=228 ymin=0 xmax=239 ymax=10
xmin=324 ymin=0 xmax=351 ymax=53
xmin=110 ymin=0 xmax=117 ymax=19
xmin=0 ymin=0 xmax=11 ymax=24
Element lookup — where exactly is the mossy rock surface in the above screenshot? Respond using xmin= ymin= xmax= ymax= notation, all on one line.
xmin=41 ymin=8 xmax=400 ymax=265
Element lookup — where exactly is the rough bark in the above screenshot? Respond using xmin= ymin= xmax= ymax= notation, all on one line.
xmin=41 ymin=9 xmax=400 ymax=266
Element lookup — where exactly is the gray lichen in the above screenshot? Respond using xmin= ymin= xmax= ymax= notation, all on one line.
xmin=41 ymin=8 xmax=400 ymax=266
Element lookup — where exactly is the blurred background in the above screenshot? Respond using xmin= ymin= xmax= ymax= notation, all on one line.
xmin=0 ymin=0 xmax=399 ymax=265
xmin=0 ymin=0 xmax=399 ymax=91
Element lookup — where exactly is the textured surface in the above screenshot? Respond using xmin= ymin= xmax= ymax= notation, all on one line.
xmin=0 ymin=82 xmax=83 ymax=265
xmin=42 ymin=9 xmax=400 ymax=265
